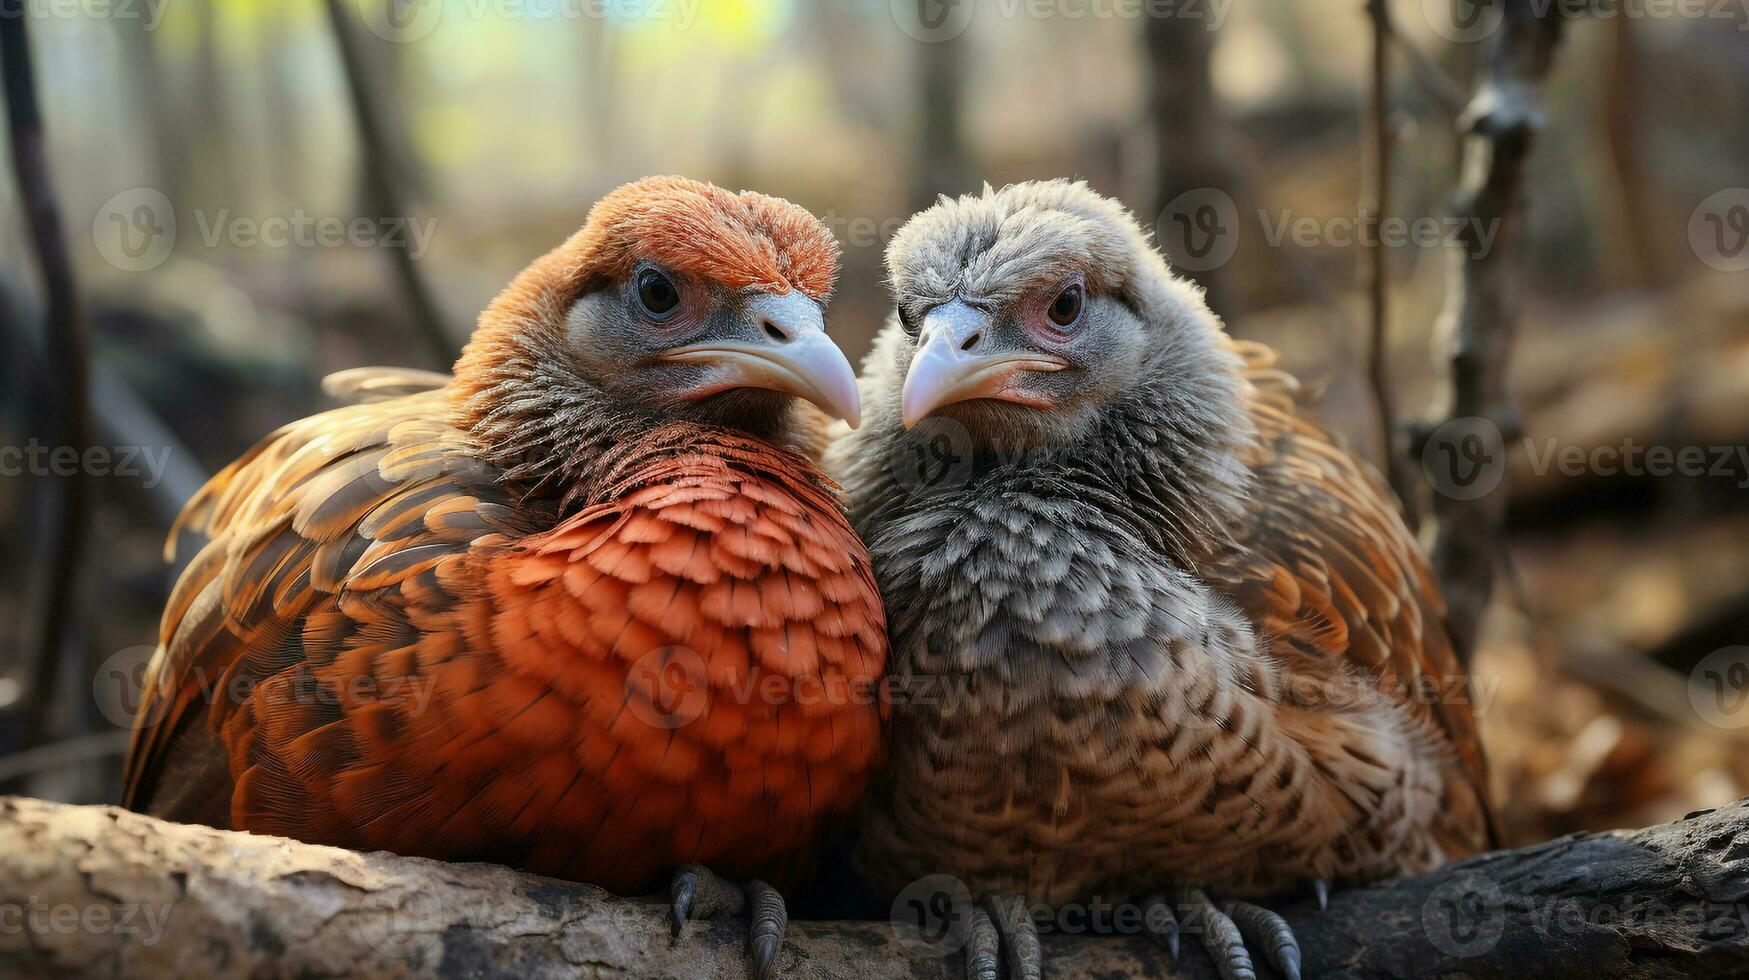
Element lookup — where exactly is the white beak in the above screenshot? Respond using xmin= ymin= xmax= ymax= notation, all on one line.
xmin=901 ymin=299 xmax=1067 ymax=429
xmin=662 ymin=290 xmax=862 ymax=428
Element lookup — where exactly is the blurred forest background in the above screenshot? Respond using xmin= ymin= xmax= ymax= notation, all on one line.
xmin=2 ymin=0 xmax=1748 ymax=852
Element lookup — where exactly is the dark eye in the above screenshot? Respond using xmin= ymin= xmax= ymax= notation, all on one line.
xmin=637 ymin=270 xmax=679 ymax=317
xmin=1047 ymin=284 xmax=1083 ymax=328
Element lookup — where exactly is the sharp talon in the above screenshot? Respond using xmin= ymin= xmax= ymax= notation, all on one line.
xmin=965 ymin=905 xmax=1000 ymax=980
xmin=1278 ymin=944 xmax=1303 ymax=980
xmin=746 ymin=879 xmax=787 ymax=980
xmin=1141 ymin=892 xmax=1180 ymax=962
xmin=751 ymin=934 xmax=780 ymax=980
xmin=670 ymin=866 xmax=701 ymax=937
xmin=1313 ymin=878 xmax=1330 ymax=913
xmin=983 ymin=894 xmax=1042 ymax=980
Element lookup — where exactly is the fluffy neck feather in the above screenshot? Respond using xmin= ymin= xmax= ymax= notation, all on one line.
xmin=452 ymin=333 xmax=817 ymax=516
xmin=841 ymin=310 xmax=1255 ymax=571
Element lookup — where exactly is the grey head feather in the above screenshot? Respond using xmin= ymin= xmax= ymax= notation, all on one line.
xmin=834 ymin=179 xmax=1256 ymax=573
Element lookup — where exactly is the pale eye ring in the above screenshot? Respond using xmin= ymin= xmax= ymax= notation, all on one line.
xmin=1047 ymin=283 xmax=1083 ymax=328
xmin=637 ymin=269 xmax=680 ymax=318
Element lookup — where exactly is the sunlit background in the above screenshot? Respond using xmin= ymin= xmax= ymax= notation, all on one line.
xmin=3 ymin=0 xmax=1749 ymax=848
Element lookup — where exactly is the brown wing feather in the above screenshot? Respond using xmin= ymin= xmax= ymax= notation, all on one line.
xmin=122 ymin=390 xmax=545 ymax=814
xmin=1207 ymin=340 xmax=1492 ymax=850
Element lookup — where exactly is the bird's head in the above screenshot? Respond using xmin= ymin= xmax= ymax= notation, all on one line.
xmin=454 ymin=176 xmax=858 ymax=478
xmin=876 ymin=179 xmax=1247 ymax=456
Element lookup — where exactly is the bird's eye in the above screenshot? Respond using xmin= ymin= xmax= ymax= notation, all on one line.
xmin=637 ymin=270 xmax=680 ymax=318
xmin=1047 ymin=284 xmax=1083 ymax=328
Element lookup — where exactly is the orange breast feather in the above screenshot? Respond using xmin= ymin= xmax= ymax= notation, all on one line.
xmin=472 ymin=432 xmax=889 ymax=887
xmin=124 ymin=404 xmax=886 ymax=893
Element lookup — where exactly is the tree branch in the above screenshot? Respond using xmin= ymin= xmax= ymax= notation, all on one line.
xmin=1364 ymin=0 xmax=1420 ymax=529
xmin=2 ymin=0 xmax=90 ymax=749
xmin=322 ymin=0 xmax=455 ymax=370
xmin=1424 ymin=0 xmax=1566 ymax=664
xmin=2 ymin=795 xmax=1746 ymax=978
xmin=1381 ymin=12 xmax=1467 ymax=116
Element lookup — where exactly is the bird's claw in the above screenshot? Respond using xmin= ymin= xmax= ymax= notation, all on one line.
xmin=747 ymin=879 xmax=788 ymax=979
xmin=1141 ymin=891 xmax=1181 ymax=961
xmin=1169 ymin=887 xmax=1302 ymax=980
xmin=963 ymin=892 xmax=1041 ymax=980
xmin=668 ymin=865 xmax=787 ymax=979
xmin=1312 ymin=878 xmax=1330 ymax=913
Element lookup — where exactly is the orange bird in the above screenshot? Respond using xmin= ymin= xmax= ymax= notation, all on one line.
xmin=121 ymin=176 xmax=887 ymax=977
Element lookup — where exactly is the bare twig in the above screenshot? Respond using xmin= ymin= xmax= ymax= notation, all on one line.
xmin=2 ymin=0 xmax=90 ymax=745
xmin=1364 ymin=0 xmax=1421 ymax=529
xmin=1425 ymin=0 xmax=1567 ymax=665
xmin=1383 ymin=19 xmax=1468 ymax=115
xmin=321 ymin=0 xmax=455 ymax=369
xmin=5 ymin=795 xmax=1749 ymax=977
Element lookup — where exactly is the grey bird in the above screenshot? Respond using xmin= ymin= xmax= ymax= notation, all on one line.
xmin=828 ymin=180 xmax=1492 ymax=979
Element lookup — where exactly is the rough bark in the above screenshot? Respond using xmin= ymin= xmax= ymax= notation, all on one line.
xmin=2 ymin=795 xmax=1746 ymax=979
xmin=1425 ymin=0 xmax=1566 ymax=665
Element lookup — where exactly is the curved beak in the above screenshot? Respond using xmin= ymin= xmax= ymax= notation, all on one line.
xmin=901 ymin=299 xmax=1068 ymax=429
xmin=661 ymin=290 xmax=862 ymax=428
